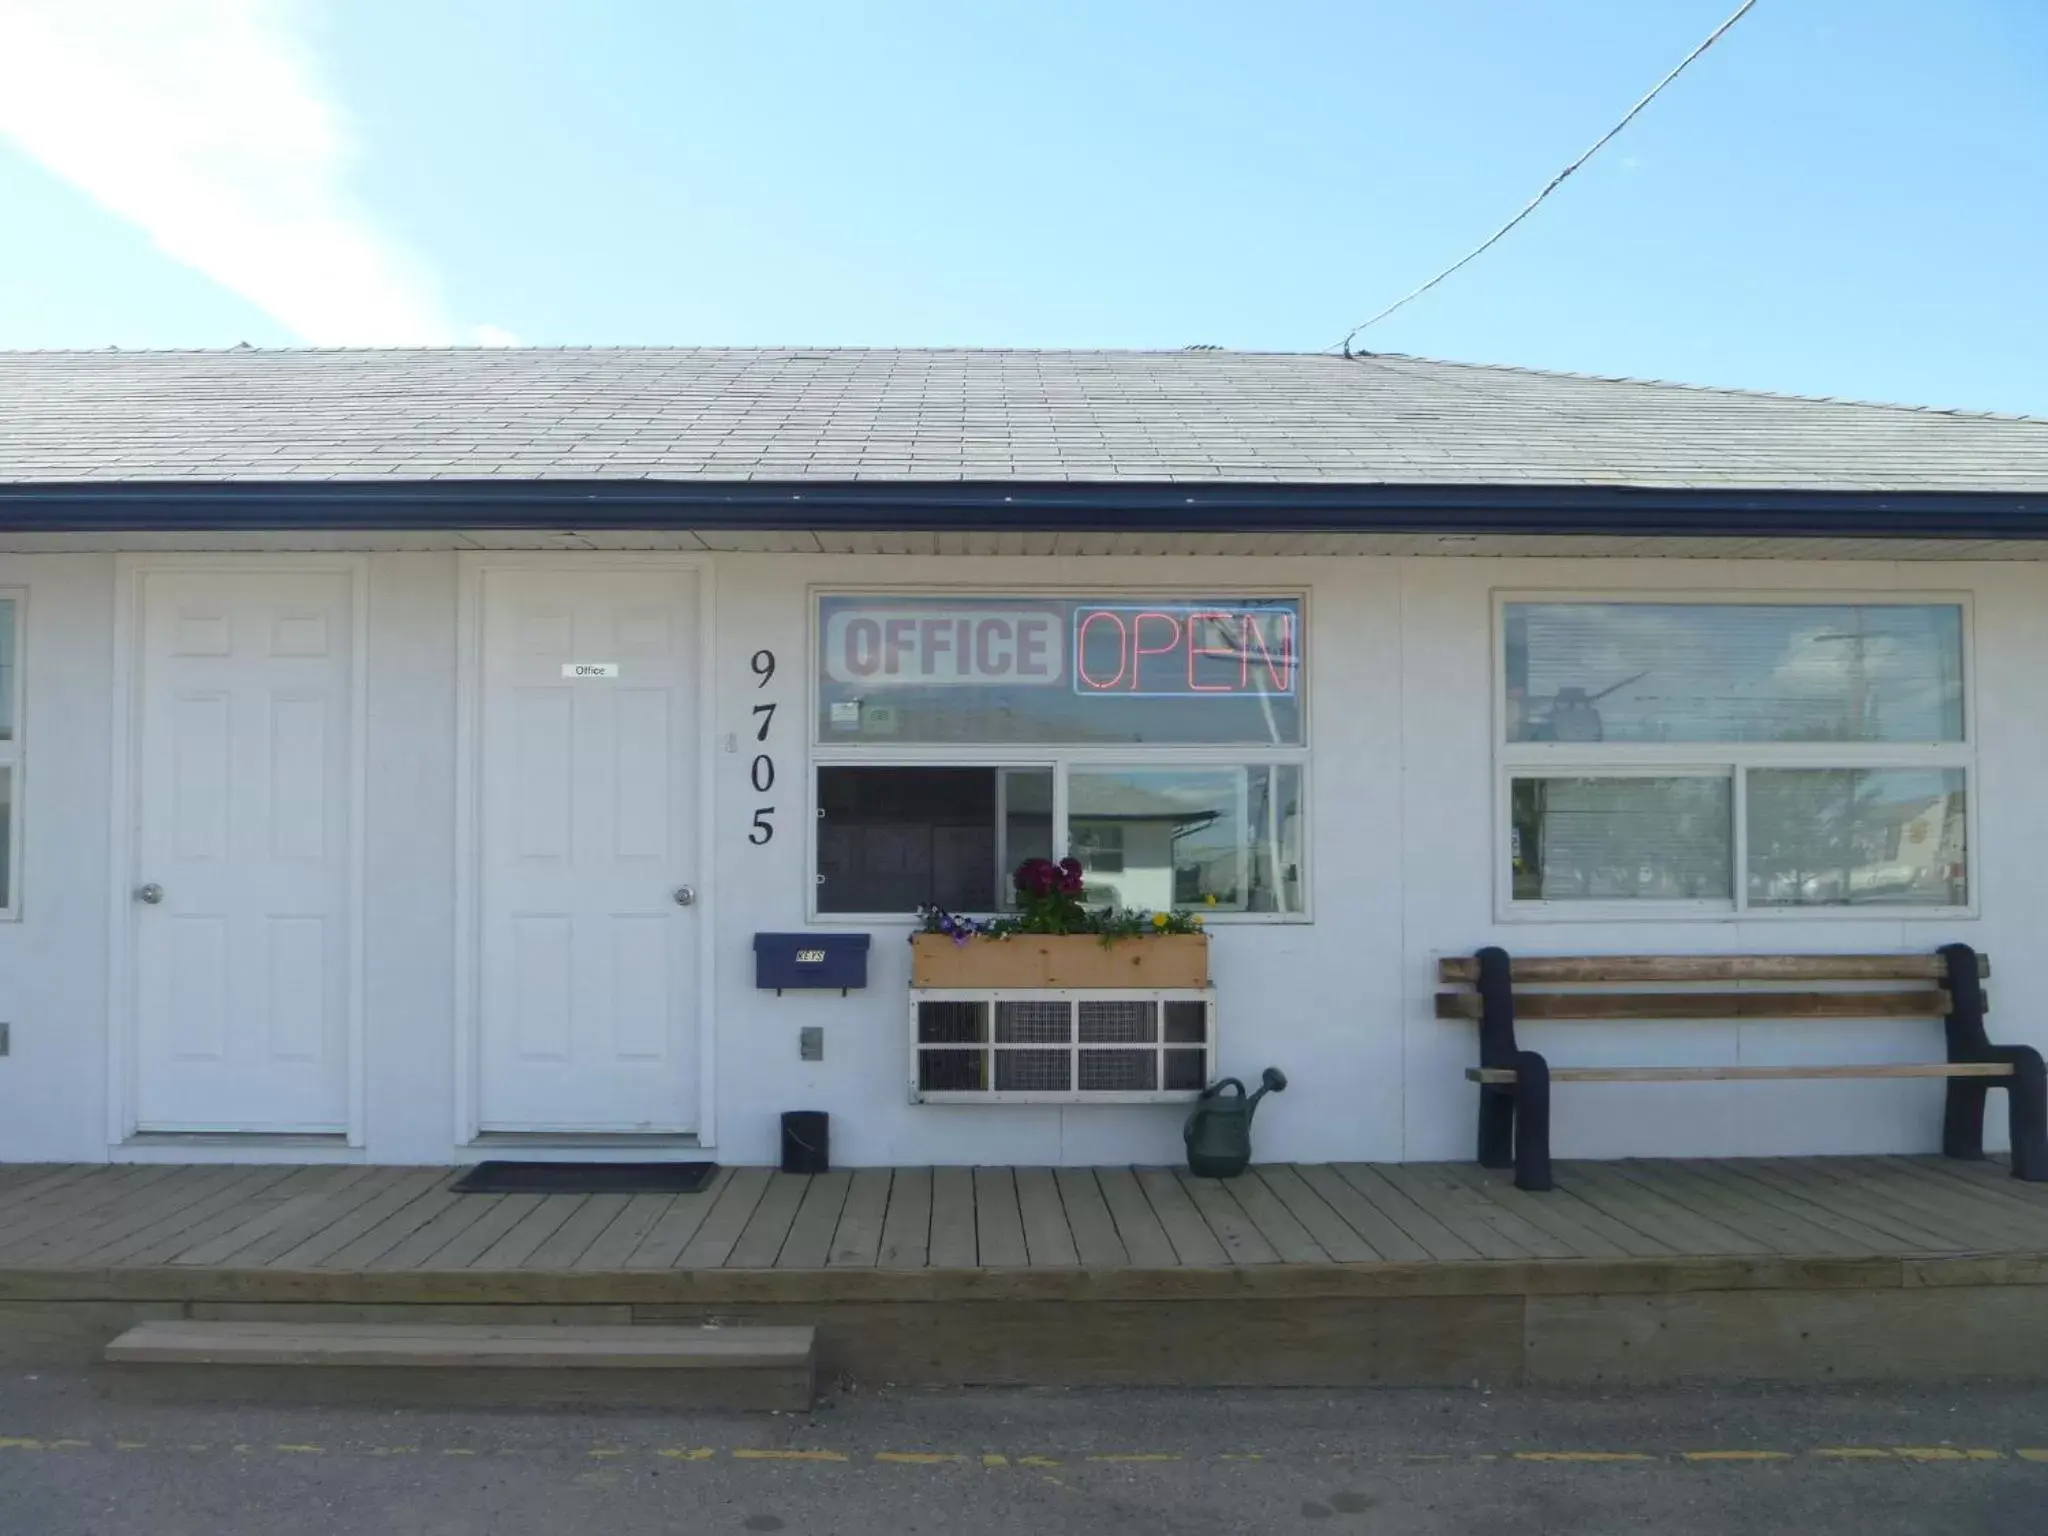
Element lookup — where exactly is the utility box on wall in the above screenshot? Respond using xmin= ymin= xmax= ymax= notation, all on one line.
xmin=754 ymin=933 xmax=871 ymax=995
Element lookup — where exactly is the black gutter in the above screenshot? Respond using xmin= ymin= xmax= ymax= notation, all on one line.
xmin=2 ymin=480 xmax=2048 ymax=539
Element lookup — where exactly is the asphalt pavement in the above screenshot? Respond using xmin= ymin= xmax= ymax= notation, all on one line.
xmin=2 ymin=1369 xmax=2046 ymax=1534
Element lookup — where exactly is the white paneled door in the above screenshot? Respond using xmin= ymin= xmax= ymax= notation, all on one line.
xmin=132 ymin=570 xmax=357 ymax=1133
xmin=476 ymin=568 xmax=702 ymax=1133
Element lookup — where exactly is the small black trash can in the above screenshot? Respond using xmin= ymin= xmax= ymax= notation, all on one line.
xmin=781 ymin=1110 xmax=830 ymax=1174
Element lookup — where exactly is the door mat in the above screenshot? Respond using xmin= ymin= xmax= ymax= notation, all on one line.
xmin=450 ymin=1160 xmax=720 ymax=1195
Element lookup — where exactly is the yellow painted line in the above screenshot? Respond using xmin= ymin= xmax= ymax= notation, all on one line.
xmin=981 ymin=1454 xmax=1009 ymax=1467
xmin=1087 ymin=1453 xmax=1181 ymax=1464
xmin=1892 ymin=1447 xmax=2001 ymax=1462
xmin=1683 ymin=1451 xmax=1794 ymax=1463
xmin=368 ymin=1447 xmax=419 ymax=1457
xmin=115 ymin=1442 xmax=147 ymax=1452
xmin=1813 ymin=1448 xmax=1893 ymax=1460
xmin=876 ymin=1452 xmax=965 ymax=1465
xmin=588 ymin=1448 xmax=627 ymax=1460
xmin=439 ymin=1448 xmax=477 ymax=1458
xmin=2017 ymin=1449 xmax=2048 ymax=1463
xmin=1514 ymin=1452 xmax=1655 ymax=1464
xmin=659 ymin=1448 xmax=716 ymax=1462
xmin=274 ymin=1445 xmax=324 ymax=1455
xmin=732 ymin=1449 xmax=850 ymax=1463
xmin=0 ymin=1439 xmax=44 ymax=1451
xmin=1219 ymin=1453 xmax=1267 ymax=1462
xmin=1016 ymin=1456 xmax=1063 ymax=1468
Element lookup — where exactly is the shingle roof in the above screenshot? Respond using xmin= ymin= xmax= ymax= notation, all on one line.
xmin=2 ymin=345 xmax=2045 ymax=492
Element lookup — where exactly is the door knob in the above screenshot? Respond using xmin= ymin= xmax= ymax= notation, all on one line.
xmin=672 ymin=885 xmax=696 ymax=907
xmin=136 ymin=883 xmax=164 ymax=905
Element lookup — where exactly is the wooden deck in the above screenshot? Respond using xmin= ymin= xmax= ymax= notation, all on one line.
xmin=12 ymin=1156 xmax=2048 ymax=1386
xmin=3 ymin=1155 xmax=2047 ymax=1276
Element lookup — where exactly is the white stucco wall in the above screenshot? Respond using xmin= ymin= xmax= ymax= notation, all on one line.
xmin=0 ymin=546 xmax=2040 ymax=1166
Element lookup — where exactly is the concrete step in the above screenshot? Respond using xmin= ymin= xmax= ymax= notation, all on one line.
xmin=102 ymin=1319 xmax=814 ymax=1410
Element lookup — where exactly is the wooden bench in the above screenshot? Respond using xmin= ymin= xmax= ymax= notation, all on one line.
xmin=1436 ymin=943 xmax=2048 ymax=1193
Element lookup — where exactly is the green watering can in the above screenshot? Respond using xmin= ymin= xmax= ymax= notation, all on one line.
xmin=1183 ymin=1067 xmax=1287 ymax=1179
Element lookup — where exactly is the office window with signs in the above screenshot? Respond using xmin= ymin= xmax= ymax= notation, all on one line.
xmin=813 ymin=593 xmax=1307 ymax=919
xmin=1499 ymin=598 xmax=1972 ymax=916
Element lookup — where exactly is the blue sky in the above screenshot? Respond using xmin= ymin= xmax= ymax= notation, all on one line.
xmin=0 ymin=0 xmax=2043 ymax=415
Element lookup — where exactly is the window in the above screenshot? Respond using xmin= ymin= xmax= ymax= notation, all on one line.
xmin=1500 ymin=599 xmax=1970 ymax=916
xmin=0 ymin=595 xmax=20 ymax=917
xmin=813 ymin=592 xmax=1307 ymax=920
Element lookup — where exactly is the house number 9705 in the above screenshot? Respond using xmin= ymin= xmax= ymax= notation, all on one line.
xmin=748 ymin=649 xmax=777 ymax=844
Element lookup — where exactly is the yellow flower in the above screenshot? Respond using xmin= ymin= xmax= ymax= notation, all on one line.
xmin=1152 ymin=912 xmax=1169 ymax=929
xmin=1192 ymin=915 xmax=1204 ymax=927
xmin=1205 ymin=893 xmax=1219 ymax=907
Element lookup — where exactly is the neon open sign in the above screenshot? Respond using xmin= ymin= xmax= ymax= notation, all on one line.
xmin=1072 ymin=604 xmax=1299 ymax=696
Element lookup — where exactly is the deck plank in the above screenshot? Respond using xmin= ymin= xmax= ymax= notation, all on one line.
xmin=0 ymin=1166 xmax=191 ymax=1259
xmin=1013 ymin=1167 xmax=1078 ymax=1267
xmin=827 ymin=1169 xmax=892 ymax=1267
xmin=265 ymin=1170 xmax=452 ymax=1270
xmin=5 ymin=1166 xmax=243 ymax=1266
xmin=175 ymin=1167 xmax=380 ymax=1267
xmin=0 ymin=1165 xmax=107 ymax=1218
xmin=1291 ymin=1165 xmax=1432 ymax=1262
xmin=928 ymin=1167 xmax=979 ymax=1267
xmin=1175 ymin=1173 xmax=1282 ymax=1264
xmin=12 ymin=1165 xmax=294 ymax=1265
xmin=206 ymin=1169 xmax=419 ymax=1269
xmin=1219 ymin=1171 xmax=1330 ymax=1263
xmin=415 ymin=1194 xmax=543 ymax=1269
xmin=317 ymin=1185 xmax=472 ymax=1272
xmin=462 ymin=1192 xmax=586 ymax=1271
xmin=777 ymin=1171 xmax=853 ymax=1269
xmin=366 ymin=1189 xmax=502 ymax=1271
xmin=84 ymin=1167 xmax=316 ymax=1267
xmin=1744 ymin=1159 xmax=1978 ymax=1249
xmin=1329 ymin=1165 xmax=1486 ymax=1262
xmin=876 ymin=1167 xmax=932 ymax=1270
xmin=525 ymin=1194 xmax=635 ymax=1271
xmin=1250 ymin=1166 xmax=1384 ymax=1262
xmin=1135 ymin=1168 xmax=1229 ymax=1266
xmin=1053 ymin=1169 xmax=1129 ymax=1266
xmin=1871 ymin=1156 xmax=2048 ymax=1233
xmin=1376 ymin=1163 xmax=1569 ymax=1259
xmin=1794 ymin=1157 xmax=2048 ymax=1248
xmin=1559 ymin=1161 xmax=1773 ymax=1256
xmin=725 ymin=1173 xmax=811 ymax=1268
xmin=1435 ymin=1163 xmax=1638 ymax=1259
xmin=973 ymin=1167 xmax=1030 ymax=1267
xmin=666 ymin=1168 xmax=769 ymax=1270
xmin=1094 ymin=1168 xmax=1179 ymax=1267
xmin=1685 ymin=1159 xmax=1964 ymax=1253
xmin=571 ymin=1194 xmax=677 ymax=1272
xmin=1612 ymin=1161 xmax=1871 ymax=1257
xmin=622 ymin=1171 xmax=735 ymax=1269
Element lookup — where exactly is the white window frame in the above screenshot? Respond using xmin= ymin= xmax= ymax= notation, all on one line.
xmin=1493 ymin=589 xmax=1978 ymax=923
xmin=0 ymin=589 xmax=22 ymax=921
xmin=808 ymin=585 xmax=1311 ymax=926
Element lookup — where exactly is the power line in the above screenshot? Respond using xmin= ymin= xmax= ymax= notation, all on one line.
xmin=1334 ymin=0 xmax=1761 ymax=356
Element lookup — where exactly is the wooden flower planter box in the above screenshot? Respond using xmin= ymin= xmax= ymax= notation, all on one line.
xmin=910 ymin=933 xmax=1209 ymax=990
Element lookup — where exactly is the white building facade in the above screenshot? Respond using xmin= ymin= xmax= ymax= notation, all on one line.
xmin=2 ymin=347 xmax=2045 ymax=1169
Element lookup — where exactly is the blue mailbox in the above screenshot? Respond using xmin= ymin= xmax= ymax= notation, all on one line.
xmin=753 ymin=933 xmax=871 ymax=995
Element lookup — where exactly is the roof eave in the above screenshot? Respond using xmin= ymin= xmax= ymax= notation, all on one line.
xmin=2 ymin=478 xmax=2048 ymax=539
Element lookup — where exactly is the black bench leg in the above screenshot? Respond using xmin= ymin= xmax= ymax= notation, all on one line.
xmin=1511 ymin=1051 xmax=1553 ymax=1193
xmin=1941 ymin=1046 xmax=2048 ymax=1181
xmin=1477 ymin=1086 xmax=1516 ymax=1171
xmin=1943 ymin=1076 xmax=1990 ymax=1161
xmin=2004 ymin=1048 xmax=2048 ymax=1183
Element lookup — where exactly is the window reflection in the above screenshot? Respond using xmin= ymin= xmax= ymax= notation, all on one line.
xmin=1067 ymin=767 xmax=1303 ymax=914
